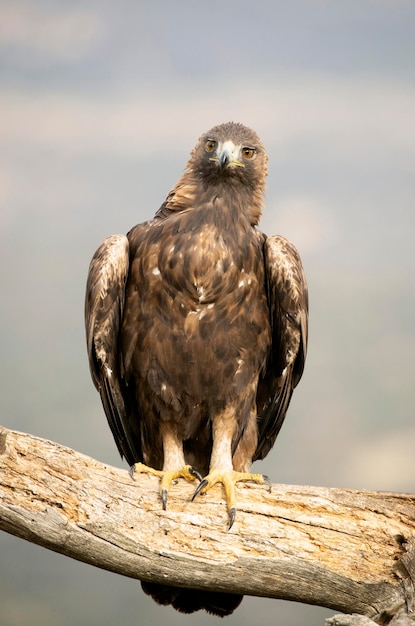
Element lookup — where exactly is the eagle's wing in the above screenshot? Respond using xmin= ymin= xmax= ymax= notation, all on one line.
xmin=254 ymin=235 xmax=309 ymax=462
xmin=85 ymin=234 xmax=141 ymax=465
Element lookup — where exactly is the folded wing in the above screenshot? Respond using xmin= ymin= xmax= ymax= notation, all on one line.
xmin=85 ymin=234 xmax=141 ymax=465
xmin=255 ymin=235 xmax=309 ymax=461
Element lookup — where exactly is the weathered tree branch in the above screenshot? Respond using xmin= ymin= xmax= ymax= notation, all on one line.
xmin=1 ymin=425 xmax=415 ymax=624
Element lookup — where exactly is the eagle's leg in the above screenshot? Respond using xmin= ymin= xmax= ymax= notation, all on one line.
xmin=130 ymin=430 xmax=201 ymax=509
xmin=192 ymin=411 xmax=270 ymax=529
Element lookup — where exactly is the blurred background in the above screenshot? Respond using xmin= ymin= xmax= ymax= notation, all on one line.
xmin=1 ymin=1 xmax=414 ymax=625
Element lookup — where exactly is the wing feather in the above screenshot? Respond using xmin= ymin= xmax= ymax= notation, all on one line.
xmin=254 ymin=235 xmax=308 ymax=461
xmin=85 ymin=234 xmax=141 ymax=464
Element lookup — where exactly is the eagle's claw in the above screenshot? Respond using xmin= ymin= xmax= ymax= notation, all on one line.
xmin=228 ymin=507 xmax=236 ymax=530
xmin=191 ymin=478 xmax=209 ymax=501
xmin=161 ymin=488 xmax=168 ymax=510
xmin=188 ymin=467 xmax=203 ymax=481
xmin=130 ymin=462 xmax=201 ymax=509
xmin=191 ymin=468 xmax=269 ymax=529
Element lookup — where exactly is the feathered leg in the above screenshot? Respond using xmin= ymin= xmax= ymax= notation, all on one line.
xmin=131 ymin=429 xmax=201 ymax=509
xmin=192 ymin=408 xmax=270 ymax=528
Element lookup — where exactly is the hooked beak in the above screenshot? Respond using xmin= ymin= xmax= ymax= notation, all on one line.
xmin=211 ymin=141 xmax=245 ymax=171
xmin=219 ymin=144 xmax=232 ymax=170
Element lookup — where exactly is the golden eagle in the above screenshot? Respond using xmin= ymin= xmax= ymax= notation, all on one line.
xmin=85 ymin=122 xmax=308 ymax=616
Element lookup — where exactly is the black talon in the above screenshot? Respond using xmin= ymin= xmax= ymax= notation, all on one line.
xmin=228 ymin=507 xmax=236 ymax=530
xmin=161 ymin=488 xmax=168 ymax=510
xmin=192 ymin=478 xmax=208 ymax=501
xmin=263 ymin=474 xmax=272 ymax=492
xmin=129 ymin=465 xmax=136 ymax=480
xmin=189 ymin=466 xmax=203 ymax=481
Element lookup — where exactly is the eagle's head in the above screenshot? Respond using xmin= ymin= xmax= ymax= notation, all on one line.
xmin=161 ymin=122 xmax=268 ymax=224
xmin=190 ymin=122 xmax=268 ymax=192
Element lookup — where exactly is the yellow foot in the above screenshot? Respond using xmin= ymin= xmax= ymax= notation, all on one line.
xmin=130 ymin=462 xmax=202 ymax=510
xmin=191 ymin=469 xmax=271 ymax=529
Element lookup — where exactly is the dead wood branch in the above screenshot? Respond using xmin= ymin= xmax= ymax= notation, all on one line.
xmin=1 ymin=425 xmax=415 ymax=624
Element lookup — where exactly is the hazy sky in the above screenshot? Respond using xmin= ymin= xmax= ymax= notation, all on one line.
xmin=1 ymin=2 xmax=414 ymax=625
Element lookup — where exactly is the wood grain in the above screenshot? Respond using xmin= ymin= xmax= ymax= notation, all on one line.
xmin=1 ymin=426 xmax=414 ymax=624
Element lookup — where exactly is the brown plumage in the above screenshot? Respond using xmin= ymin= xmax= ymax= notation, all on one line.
xmin=85 ymin=122 xmax=308 ymax=616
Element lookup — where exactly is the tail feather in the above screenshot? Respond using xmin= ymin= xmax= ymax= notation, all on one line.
xmin=141 ymin=582 xmax=243 ymax=617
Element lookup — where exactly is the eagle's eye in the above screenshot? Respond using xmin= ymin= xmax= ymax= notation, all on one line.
xmin=242 ymin=147 xmax=256 ymax=160
xmin=205 ymin=140 xmax=217 ymax=152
